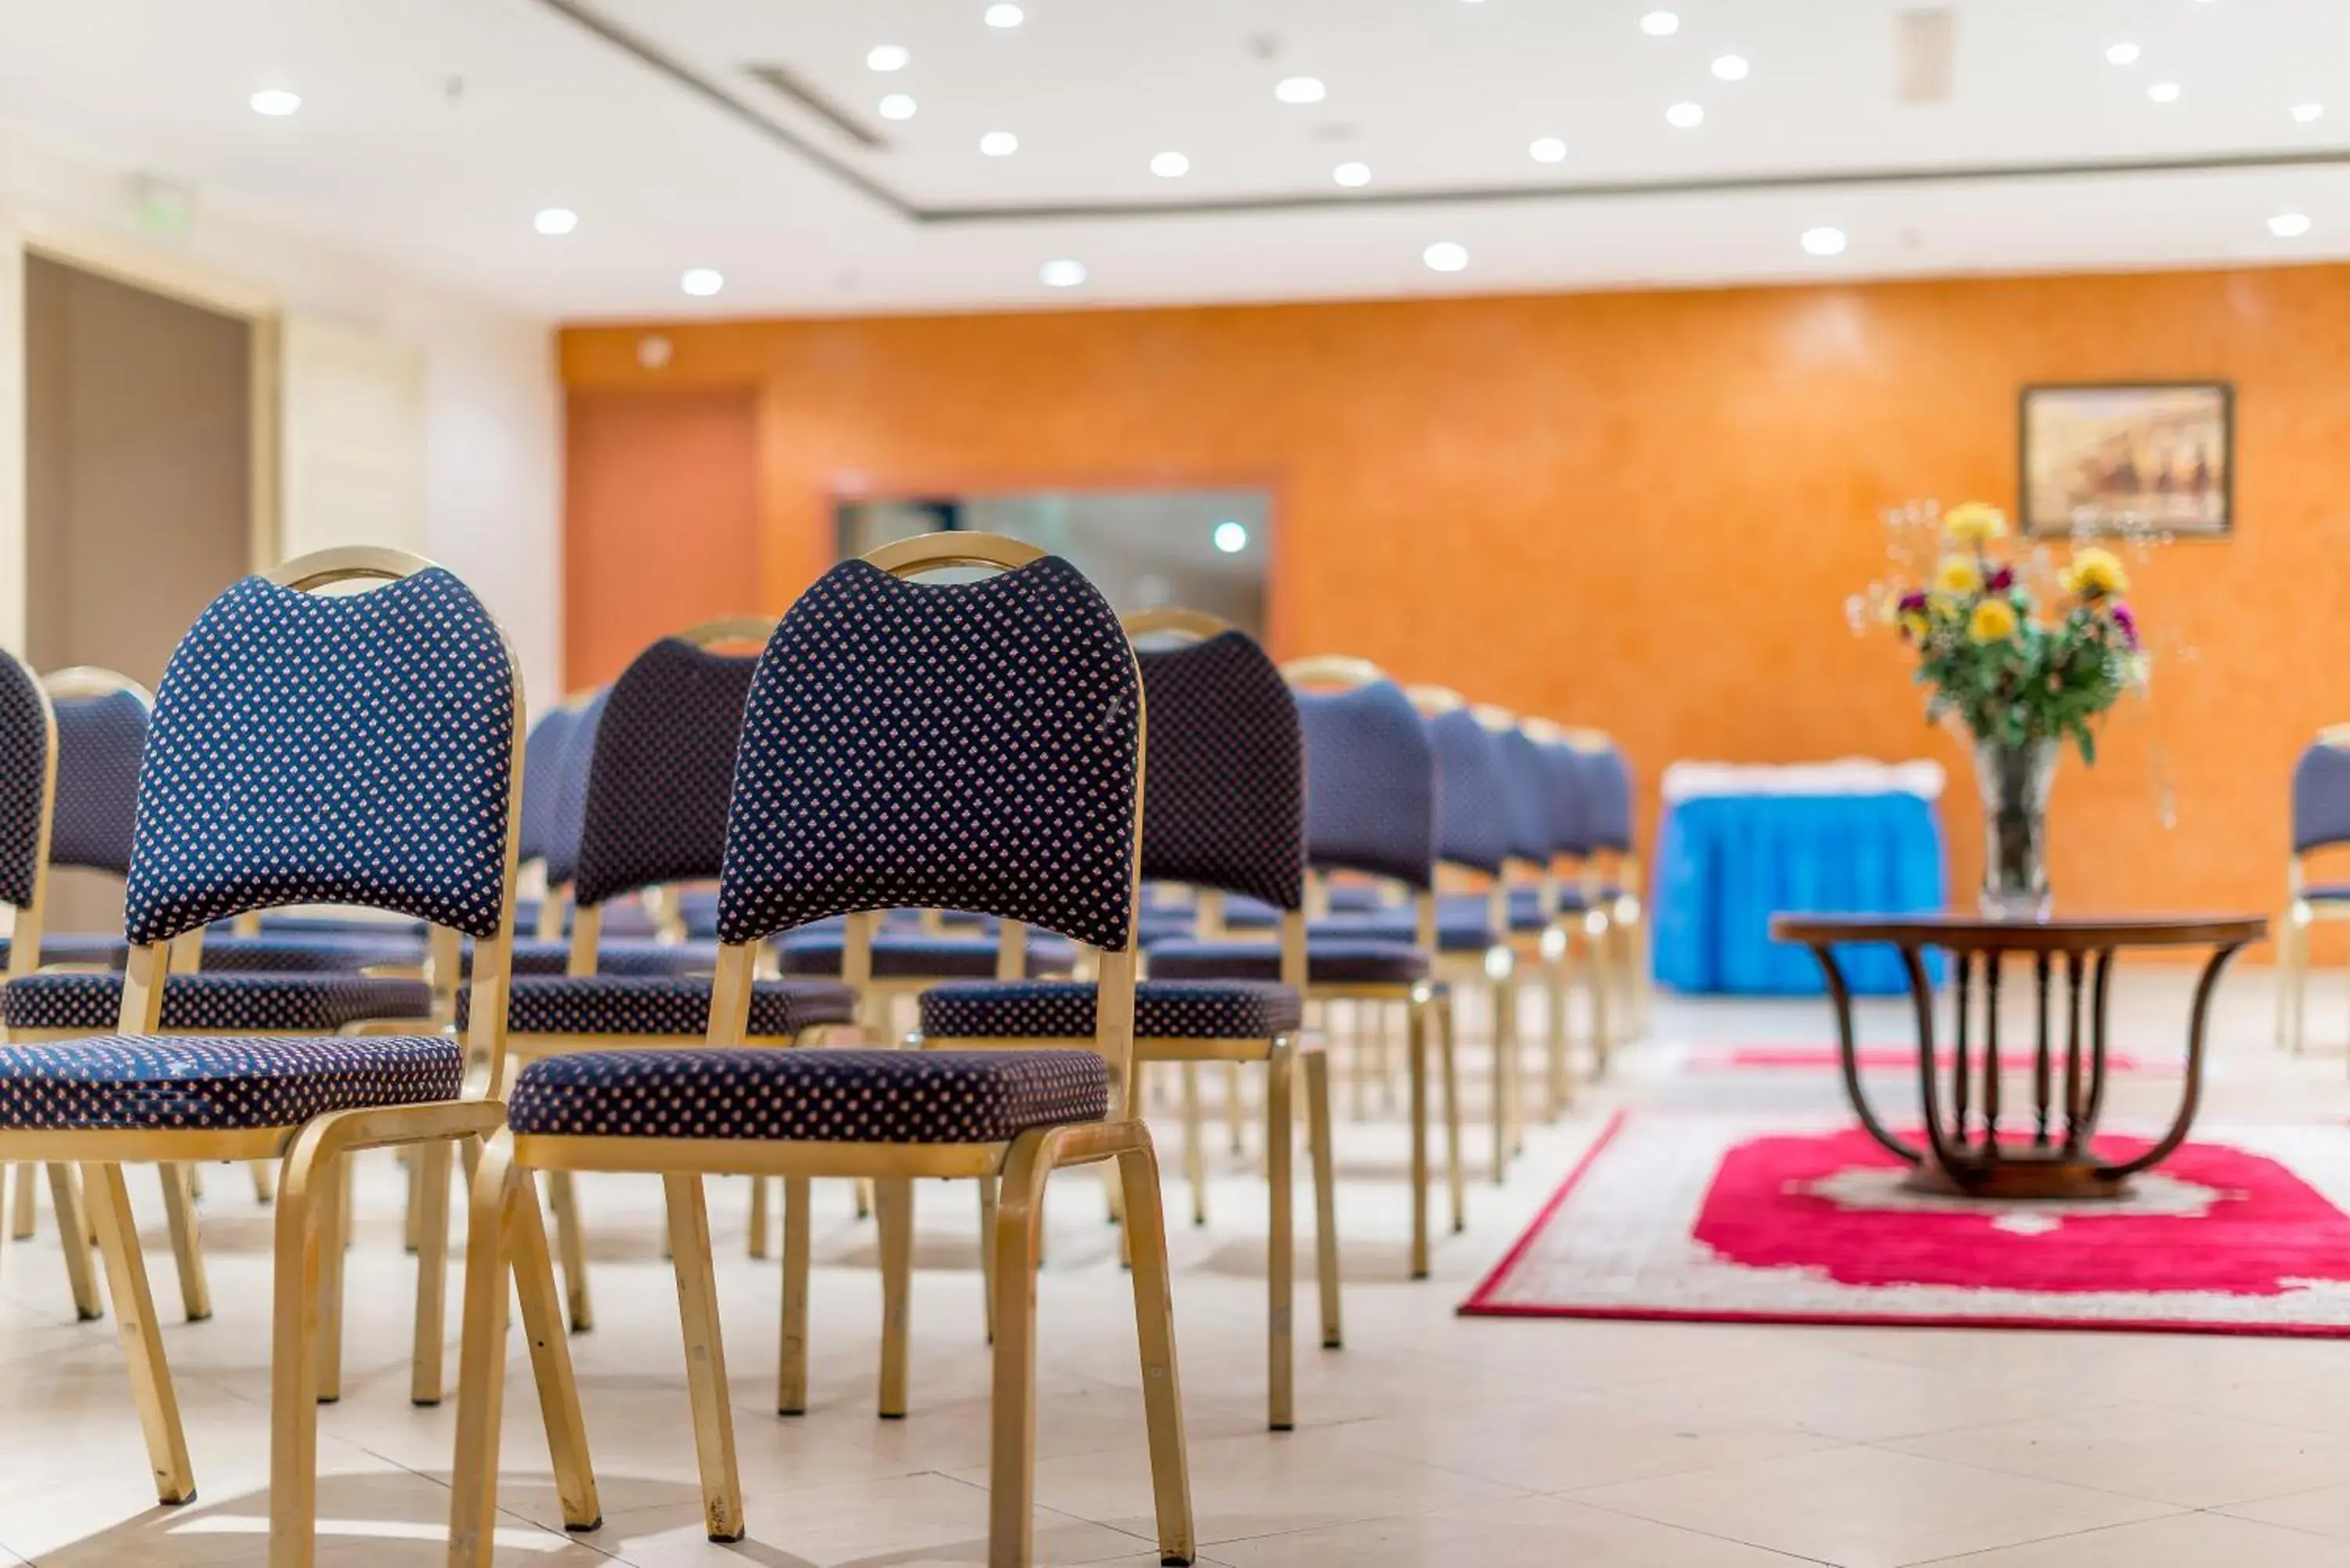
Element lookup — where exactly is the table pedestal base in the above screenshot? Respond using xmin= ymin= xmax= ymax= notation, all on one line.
xmin=1904 ymin=1151 xmax=2130 ymax=1202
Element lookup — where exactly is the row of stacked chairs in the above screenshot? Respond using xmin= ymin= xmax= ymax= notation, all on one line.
xmin=0 ymin=535 xmax=1641 ymax=1568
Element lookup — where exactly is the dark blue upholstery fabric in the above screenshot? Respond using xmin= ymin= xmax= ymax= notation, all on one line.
xmin=0 ymin=933 xmax=126 ymax=969
xmin=1426 ymin=708 xmax=1515 ymax=876
xmin=1297 ymin=680 xmax=1434 ymax=890
xmin=4 ymin=972 xmax=434 ymax=1033
xmin=574 ymin=639 xmax=758 ymax=909
xmin=506 ymin=1046 xmax=1108 ymax=1141
xmin=1506 ymin=884 xmax=1555 ymax=932
xmin=1316 ymin=905 xmax=1501 ymax=953
xmin=2295 ymin=743 xmax=2350 ymax=854
xmin=1584 ymin=743 xmax=1636 ymax=854
xmin=124 ymin=569 xmax=518 ymax=943
xmin=1493 ymin=728 xmax=1554 ymax=867
xmin=256 ymin=912 xmax=432 ymax=938
xmin=920 ymin=979 xmax=1303 ymax=1040
xmin=1146 ymin=935 xmax=1430 ymax=985
xmin=0 ymin=651 xmax=47 ymax=911
xmin=1134 ymin=631 xmax=1305 ymax=911
xmin=773 ymin=930 xmax=1079 ymax=980
xmin=677 ymin=886 xmax=720 ymax=940
xmin=49 ymin=688 xmax=147 ymax=877
xmin=0 ymin=1035 xmax=460 ymax=1130
xmin=715 ymin=557 xmax=1141 ymax=951
xmin=499 ymin=937 xmax=721 ymax=977
xmin=198 ymin=932 xmax=427 ymax=973
xmin=1538 ymin=742 xmax=1596 ymax=859
xmin=518 ymin=707 xmax=584 ymax=869
xmin=462 ymin=975 xmax=856 ymax=1039
xmin=540 ymin=691 xmax=609 ymax=891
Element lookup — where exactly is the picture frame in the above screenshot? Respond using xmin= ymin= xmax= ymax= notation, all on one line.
xmin=2018 ymin=381 xmax=2232 ymax=538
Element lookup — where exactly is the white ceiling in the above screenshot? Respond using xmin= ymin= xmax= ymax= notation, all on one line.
xmin=4 ymin=0 xmax=2350 ymax=320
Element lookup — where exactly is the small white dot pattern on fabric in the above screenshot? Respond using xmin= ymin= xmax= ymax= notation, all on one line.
xmin=1135 ymin=631 xmax=1306 ymax=912
xmin=519 ymin=706 xmax=586 ymax=868
xmin=457 ymin=974 xmax=857 ymax=1038
xmin=0 ymin=1034 xmax=461 ymax=1130
xmin=920 ymin=978 xmax=1303 ymax=1040
xmin=49 ymin=688 xmax=147 ymax=879
xmin=714 ymin=558 xmax=1140 ymax=952
xmin=575 ymin=639 xmax=758 ymax=908
xmin=538 ymin=690 xmax=607 ymax=891
xmin=773 ymin=930 xmax=1079 ymax=980
xmin=1298 ymin=681 xmax=1436 ymax=891
xmin=124 ymin=568 xmax=517 ymax=944
xmin=1144 ymin=935 xmax=1430 ymax=985
xmin=3 ymin=972 xmax=435 ymax=1033
xmin=505 ymin=1046 xmax=1108 ymax=1141
xmin=0 ymin=649 xmax=47 ymax=910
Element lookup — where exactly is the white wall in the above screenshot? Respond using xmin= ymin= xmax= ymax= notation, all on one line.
xmin=0 ymin=124 xmax=562 ymax=706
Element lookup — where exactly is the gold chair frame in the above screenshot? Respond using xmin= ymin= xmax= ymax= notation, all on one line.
xmin=1475 ymin=704 xmax=1587 ymax=1122
xmin=2276 ymin=724 xmax=2350 ymax=1059
xmin=445 ymin=532 xmax=1194 ymax=1568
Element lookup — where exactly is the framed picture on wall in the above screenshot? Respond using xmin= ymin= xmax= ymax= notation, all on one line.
xmin=2019 ymin=381 xmax=2232 ymax=538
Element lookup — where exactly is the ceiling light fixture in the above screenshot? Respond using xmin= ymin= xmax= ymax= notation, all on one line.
xmin=2147 ymin=81 xmax=2180 ymax=103
xmin=866 ymin=44 xmax=909 ymax=71
xmin=1666 ymin=101 xmax=1705 ymax=128
xmin=1150 ymin=150 xmax=1190 ymax=178
xmin=1275 ymin=76 xmax=1327 ymax=104
xmin=2294 ymin=102 xmax=2325 ymax=123
xmin=1040 ymin=258 xmax=1087 ymax=287
xmin=980 ymin=130 xmax=1018 ymax=156
xmin=533 ymin=208 xmax=579 ymax=236
xmin=878 ymin=92 xmax=917 ymax=119
xmin=1423 ymin=240 xmax=1470 ymax=273
xmin=2270 ymin=212 xmax=2313 ymax=239
xmin=1712 ymin=55 xmax=1750 ymax=81
xmin=248 ymin=87 xmax=301 ymax=117
xmin=1529 ymin=136 xmax=1567 ymax=163
xmin=1640 ymin=10 xmax=1679 ymax=35
xmin=984 ymin=2 xmax=1025 ymax=26
xmin=2106 ymin=42 xmax=2141 ymax=65
xmin=1801 ymin=226 xmax=1848 ymax=256
xmin=1212 ymin=521 xmax=1249 ymax=554
xmin=1332 ymin=161 xmax=1372 ymax=187
xmin=681 ymin=268 xmax=725 ymax=297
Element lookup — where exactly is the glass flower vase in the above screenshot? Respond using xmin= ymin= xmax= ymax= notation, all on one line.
xmin=1973 ymin=735 xmax=2058 ymax=919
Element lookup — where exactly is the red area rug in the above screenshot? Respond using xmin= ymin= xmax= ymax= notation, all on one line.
xmin=1686 ymin=1045 xmax=2155 ymax=1075
xmin=1461 ymin=1112 xmax=2350 ymax=1336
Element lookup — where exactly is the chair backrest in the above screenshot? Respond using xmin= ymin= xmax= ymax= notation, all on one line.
xmin=1484 ymin=715 xmax=1554 ymax=872
xmin=1290 ymin=675 xmax=1436 ymax=891
xmin=1130 ymin=624 xmax=1305 ymax=912
xmin=1578 ymin=737 xmax=1636 ymax=854
xmin=574 ymin=634 xmax=762 ymax=909
xmin=540 ymin=689 xmax=609 ymax=891
xmin=1422 ymin=703 xmax=1515 ymax=877
xmin=0 ymin=652 xmax=57 ymax=962
xmin=2293 ymin=736 xmax=2350 ymax=854
xmin=517 ymin=705 xmax=584 ymax=870
xmin=1535 ymin=739 xmax=1595 ymax=861
xmin=44 ymin=672 xmax=150 ymax=878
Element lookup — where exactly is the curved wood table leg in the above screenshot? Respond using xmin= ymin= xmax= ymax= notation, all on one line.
xmin=1802 ymin=943 xmax=1923 ymax=1168
xmin=2095 ymin=942 xmax=2243 ymax=1183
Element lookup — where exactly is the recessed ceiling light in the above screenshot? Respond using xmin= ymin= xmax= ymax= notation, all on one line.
xmin=248 ymin=88 xmax=301 ymax=117
xmin=1529 ymin=136 xmax=1567 ymax=163
xmin=1640 ymin=10 xmax=1679 ymax=35
xmin=1332 ymin=161 xmax=1372 ymax=188
xmin=1712 ymin=55 xmax=1750 ymax=81
xmin=1212 ymin=520 xmax=1249 ymax=554
xmin=2270 ymin=212 xmax=2313 ymax=239
xmin=1423 ymin=240 xmax=1470 ymax=273
xmin=980 ymin=130 xmax=1018 ymax=156
xmin=2106 ymin=42 xmax=2141 ymax=66
xmin=1150 ymin=150 xmax=1190 ymax=178
xmin=2147 ymin=81 xmax=2180 ymax=103
xmin=681 ymin=268 xmax=725 ymax=298
xmin=1801 ymin=226 xmax=1849 ymax=257
xmin=1040 ymin=258 xmax=1087 ymax=287
xmin=878 ymin=92 xmax=917 ymax=120
xmin=533 ymin=208 xmax=579 ymax=237
xmin=2294 ymin=102 xmax=2326 ymax=123
xmin=866 ymin=44 xmax=909 ymax=71
xmin=985 ymin=2 xmax=1025 ymax=26
xmin=1666 ymin=101 xmax=1705 ymax=128
xmin=1275 ymin=76 xmax=1327 ymax=104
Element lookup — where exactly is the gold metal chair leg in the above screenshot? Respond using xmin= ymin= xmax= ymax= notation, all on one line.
xmin=513 ymin=1162 xmax=600 ymax=1530
xmin=545 ymin=1169 xmax=593 ymax=1333
xmin=776 ymin=1174 xmax=812 ymax=1415
xmin=1302 ymin=1047 xmax=1343 ymax=1350
xmin=409 ymin=1140 xmax=452 ymax=1406
xmin=1545 ymin=948 xmax=1572 ymax=1120
xmin=663 ymin=1173 xmax=744 ymax=1542
xmin=748 ymin=1176 xmax=772 ymax=1259
xmin=83 ymin=1162 xmax=196 ymax=1505
xmin=160 ymin=1165 xmax=212 ymax=1323
xmin=8 ymin=1162 xmax=34 ymax=1239
xmin=1180 ymin=1062 xmax=1207 ymax=1227
xmin=1589 ymin=927 xmax=1614 ymax=1076
xmin=1407 ymin=996 xmax=1430 ymax=1281
xmin=1439 ymin=992 xmax=1466 ymax=1236
xmin=268 ymin=1146 xmax=328 ymax=1568
xmin=50 ymin=1164 xmax=103 ymax=1321
xmin=313 ymin=1159 xmax=347 ymax=1402
xmin=875 ymin=1176 xmax=914 ymax=1419
xmin=1115 ymin=1136 xmax=1196 ymax=1567
xmin=1265 ymin=1037 xmax=1296 ymax=1431
xmin=251 ymin=1159 xmax=277 ymax=1207
xmin=988 ymin=1141 xmax=1047 ymax=1568
xmin=1224 ymin=1062 xmax=1246 ymax=1156
xmin=978 ymin=1174 xmax=999 ymax=1346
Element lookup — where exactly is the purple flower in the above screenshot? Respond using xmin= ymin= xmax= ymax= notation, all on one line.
xmin=2108 ymin=602 xmax=2138 ymax=647
xmin=1897 ymin=591 xmax=1929 ymax=612
xmin=1986 ymin=565 xmax=2015 ymax=593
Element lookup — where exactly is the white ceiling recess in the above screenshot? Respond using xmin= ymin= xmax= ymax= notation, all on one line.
xmin=2 ymin=0 xmax=2349 ymax=320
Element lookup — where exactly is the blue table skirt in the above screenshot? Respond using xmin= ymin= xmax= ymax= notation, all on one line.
xmin=1652 ymin=792 xmax=1947 ymax=996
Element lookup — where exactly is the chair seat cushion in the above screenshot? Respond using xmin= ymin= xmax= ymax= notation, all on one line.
xmin=3 ymin=973 xmax=436 ymax=1035
xmin=0 ymin=1034 xmax=462 ymax=1131
xmin=920 ymin=979 xmax=1303 ymax=1041
xmin=1146 ymin=937 xmax=1429 ymax=985
xmin=1311 ymin=909 xmax=1501 ymax=952
xmin=775 ymin=931 xmax=1079 ymax=980
xmin=506 ymin=1046 xmax=1107 ymax=1142
xmin=0 ymin=933 xmax=128 ymax=970
xmin=1504 ymin=886 xmax=1555 ymax=933
xmin=501 ymin=938 xmax=721 ymax=978
xmin=197 ymin=933 xmax=428 ymax=973
xmin=465 ymin=976 xmax=857 ymax=1039
xmin=2305 ymin=883 xmax=2350 ymax=905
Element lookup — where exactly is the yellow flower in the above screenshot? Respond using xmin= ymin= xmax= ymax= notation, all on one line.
xmin=2063 ymin=546 xmax=2128 ymax=599
xmin=1897 ymin=609 xmax=1931 ymax=640
xmin=1934 ymin=555 xmax=1983 ymax=595
xmin=1927 ymin=590 xmax=1961 ymax=620
xmin=1943 ymin=502 xmax=2008 ymax=546
xmin=1969 ymin=598 xmax=2019 ymax=643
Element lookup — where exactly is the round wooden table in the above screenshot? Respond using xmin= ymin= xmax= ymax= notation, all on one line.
xmin=1768 ymin=913 xmax=2266 ymax=1199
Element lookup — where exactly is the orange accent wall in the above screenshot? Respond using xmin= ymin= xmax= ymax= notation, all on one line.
xmin=561 ymin=265 xmax=2350 ymax=944
xmin=563 ymin=388 xmax=761 ymax=689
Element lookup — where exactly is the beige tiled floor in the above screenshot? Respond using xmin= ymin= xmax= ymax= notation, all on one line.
xmin=5 ymin=966 xmax=2350 ymax=1565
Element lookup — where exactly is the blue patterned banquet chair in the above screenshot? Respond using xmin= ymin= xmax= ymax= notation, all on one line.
xmin=460 ymin=619 xmax=859 ymax=1331
xmin=918 ymin=605 xmax=1339 ymax=1429
xmin=1147 ymin=655 xmax=1465 ymax=1277
xmin=1571 ymin=729 xmax=1649 ymax=1049
xmin=1476 ymin=706 xmax=1582 ymax=1122
xmin=1523 ymin=717 xmax=1618 ymax=1080
xmin=0 ymin=546 xmax=529 ymax=1566
xmin=444 ymin=532 xmax=1193 ymax=1568
xmin=2276 ymin=725 xmax=2350 ymax=1055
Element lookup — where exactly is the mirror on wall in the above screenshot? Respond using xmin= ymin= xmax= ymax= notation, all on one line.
xmin=835 ymin=488 xmax=1271 ymax=639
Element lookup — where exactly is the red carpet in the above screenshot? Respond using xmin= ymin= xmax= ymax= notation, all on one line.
xmin=1687 ymin=1045 xmax=2154 ymax=1075
xmin=1462 ymin=1112 xmax=2350 ymax=1336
